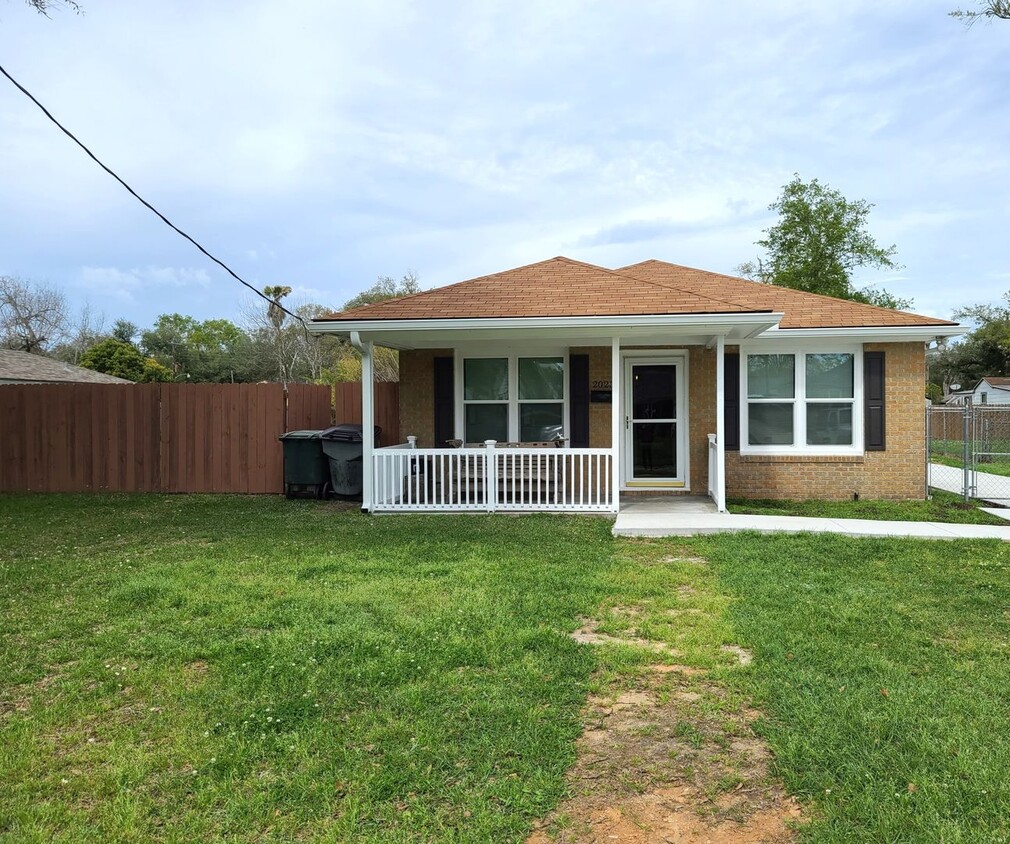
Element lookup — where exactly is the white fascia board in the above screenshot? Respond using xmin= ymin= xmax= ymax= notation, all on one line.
xmin=310 ymin=312 xmax=785 ymax=341
xmin=757 ymin=324 xmax=962 ymax=342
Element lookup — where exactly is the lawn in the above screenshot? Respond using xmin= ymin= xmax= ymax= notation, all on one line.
xmin=729 ymin=488 xmax=1008 ymax=524
xmin=3 ymin=495 xmax=1010 ymax=842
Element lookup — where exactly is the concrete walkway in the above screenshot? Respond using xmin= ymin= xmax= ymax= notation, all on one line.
xmin=929 ymin=462 xmax=1010 ymax=505
xmin=613 ymin=507 xmax=1010 ymax=541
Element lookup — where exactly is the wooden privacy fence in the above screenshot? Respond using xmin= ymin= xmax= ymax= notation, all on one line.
xmin=0 ymin=381 xmax=400 ymax=494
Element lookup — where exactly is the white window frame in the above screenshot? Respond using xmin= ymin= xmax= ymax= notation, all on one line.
xmin=740 ymin=343 xmax=863 ymax=456
xmin=454 ymin=347 xmax=569 ymax=443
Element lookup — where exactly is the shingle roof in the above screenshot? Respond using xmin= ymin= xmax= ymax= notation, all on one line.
xmin=979 ymin=377 xmax=1010 ymax=390
xmin=619 ymin=260 xmax=955 ymax=329
xmin=320 ymin=256 xmax=957 ymax=330
xmin=0 ymin=349 xmax=134 ymax=384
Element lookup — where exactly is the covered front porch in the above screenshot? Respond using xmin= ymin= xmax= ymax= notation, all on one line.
xmin=325 ymin=313 xmax=781 ymax=515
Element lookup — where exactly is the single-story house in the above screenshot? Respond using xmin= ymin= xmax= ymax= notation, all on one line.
xmin=0 ymin=349 xmax=133 ymax=385
xmin=312 ymin=257 xmax=960 ymax=514
xmin=947 ymin=377 xmax=1010 ymax=406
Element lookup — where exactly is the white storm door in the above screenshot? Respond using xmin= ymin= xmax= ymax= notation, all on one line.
xmin=623 ymin=359 xmax=686 ymax=486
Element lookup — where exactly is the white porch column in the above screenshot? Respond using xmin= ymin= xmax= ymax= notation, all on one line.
xmin=611 ymin=336 xmax=621 ymax=513
xmin=715 ymin=335 xmax=727 ymax=513
xmin=361 ymin=339 xmax=375 ymax=513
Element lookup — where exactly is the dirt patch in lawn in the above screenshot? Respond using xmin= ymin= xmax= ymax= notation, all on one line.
xmin=571 ymin=617 xmax=681 ymax=658
xmin=530 ymin=663 xmax=801 ymax=842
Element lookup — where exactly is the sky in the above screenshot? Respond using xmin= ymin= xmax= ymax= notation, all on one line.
xmin=0 ymin=0 xmax=1007 ymax=332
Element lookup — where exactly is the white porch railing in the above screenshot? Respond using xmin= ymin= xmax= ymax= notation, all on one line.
xmin=707 ymin=433 xmax=721 ymax=508
xmin=372 ymin=440 xmax=614 ymax=513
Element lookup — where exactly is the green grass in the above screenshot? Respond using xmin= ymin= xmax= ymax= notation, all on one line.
xmin=932 ymin=454 xmax=1010 ymax=479
xmin=3 ymin=495 xmax=1010 ymax=841
xmin=696 ymin=532 xmax=1010 ymax=843
xmin=729 ymin=489 xmax=1008 ymax=525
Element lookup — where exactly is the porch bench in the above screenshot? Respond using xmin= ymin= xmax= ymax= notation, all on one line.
xmin=439 ymin=440 xmax=567 ymax=504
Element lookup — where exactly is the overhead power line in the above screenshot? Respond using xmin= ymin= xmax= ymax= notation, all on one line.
xmin=0 ymin=61 xmax=308 ymax=329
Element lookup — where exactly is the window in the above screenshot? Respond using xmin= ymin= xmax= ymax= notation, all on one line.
xmin=744 ymin=349 xmax=858 ymax=452
xmin=463 ymin=358 xmax=508 ymax=442
xmin=981 ymin=392 xmax=988 ymax=405
xmin=518 ymin=357 xmax=564 ymax=441
xmin=461 ymin=353 xmax=566 ymax=443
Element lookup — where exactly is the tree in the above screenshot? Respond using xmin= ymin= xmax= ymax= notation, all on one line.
xmin=141 ymin=314 xmax=255 ymax=382
xmin=0 ymin=275 xmax=69 ymax=353
xmin=737 ymin=175 xmax=910 ymax=310
xmin=24 ymin=0 xmax=81 ymax=14
xmin=51 ymin=303 xmax=108 ymax=365
xmin=111 ymin=319 xmax=139 ymax=344
xmin=950 ymin=1 xmax=1010 ymax=24
xmin=342 ymin=271 xmax=421 ymax=311
xmin=329 ymin=272 xmax=421 ymax=382
xmin=79 ymin=338 xmax=172 ymax=382
xmin=927 ymin=293 xmax=1010 ymax=398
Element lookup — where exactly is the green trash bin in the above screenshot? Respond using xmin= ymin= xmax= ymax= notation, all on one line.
xmin=278 ymin=430 xmax=329 ymax=499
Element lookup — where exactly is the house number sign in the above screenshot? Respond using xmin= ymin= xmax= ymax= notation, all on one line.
xmin=590 ymin=379 xmax=612 ymax=403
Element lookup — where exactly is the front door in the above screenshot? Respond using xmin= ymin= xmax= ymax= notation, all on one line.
xmin=623 ymin=358 xmax=686 ymax=487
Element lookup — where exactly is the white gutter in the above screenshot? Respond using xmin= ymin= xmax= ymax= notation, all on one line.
xmin=311 ymin=312 xmax=785 ymax=335
xmin=758 ymin=325 xmax=961 ymax=341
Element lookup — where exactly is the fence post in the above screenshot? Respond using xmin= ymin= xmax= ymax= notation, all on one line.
xmin=484 ymin=440 xmax=497 ymax=513
xmin=963 ymin=403 xmax=971 ymax=503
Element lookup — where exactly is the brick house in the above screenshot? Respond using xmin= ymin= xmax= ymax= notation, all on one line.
xmin=312 ymin=257 xmax=959 ymax=513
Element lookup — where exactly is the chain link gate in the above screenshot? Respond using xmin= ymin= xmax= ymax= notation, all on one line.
xmin=928 ymin=404 xmax=1010 ymax=504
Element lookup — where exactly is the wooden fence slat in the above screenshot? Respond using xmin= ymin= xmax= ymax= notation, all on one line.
xmin=0 ymin=382 xmax=396 ymax=494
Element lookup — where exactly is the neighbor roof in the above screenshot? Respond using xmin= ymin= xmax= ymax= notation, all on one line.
xmin=321 ymin=256 xmax=957 ymax=330
xmin=0 ymin=349 xmax=134 ymax=384
xmin=975 ymin=377 xmax=1010 ymax=391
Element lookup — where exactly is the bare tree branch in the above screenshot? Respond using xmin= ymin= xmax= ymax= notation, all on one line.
xmin=25 ymin=0 xmax=82 ymax=17
xmin=950 ymin=0 xmax=1010 ymax=25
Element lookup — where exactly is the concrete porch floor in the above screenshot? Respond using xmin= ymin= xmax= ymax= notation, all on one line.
xmin=618 ymin=495 xmax=719 ymax=515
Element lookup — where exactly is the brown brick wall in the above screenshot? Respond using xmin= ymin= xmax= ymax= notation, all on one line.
xmin=398 ymin=349 xmax=452 ymax=448
xmin=399 ymin=341 xmax=926 ymax=500
xmin=724 ymin=342 xmax=926 ymax=500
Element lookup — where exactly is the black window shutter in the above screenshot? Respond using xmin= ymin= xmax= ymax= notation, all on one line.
xmin=724 ymin=353 xmax=740 ymax=451
xmin=864 ymin=351 xmax=885 ymax=451
xmin=569 ymin=354 xmax=590 ymax=448
xmin=433 ymin=356 xmax=454 ymax=446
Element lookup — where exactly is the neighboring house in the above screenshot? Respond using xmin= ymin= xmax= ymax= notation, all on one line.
xmin=0 ymin=349 xmax=134 ymax=385
xmin=949 ymin=377 xmax=1010 ymax=406
xmin=312 ymin=257 xmax=960 ymax=513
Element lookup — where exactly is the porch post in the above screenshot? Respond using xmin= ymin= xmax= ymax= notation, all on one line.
xmin=361 ymin=339 xmax=375 ymax=513
xmin=611 ymin=336 xmax=621 ymax=513
xmin=715 ymin=335 xmax=727 ymax=512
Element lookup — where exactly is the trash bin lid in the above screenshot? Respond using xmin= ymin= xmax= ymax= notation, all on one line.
xmin=278 ymin=429 xmax=325 ymax=440
xmin=321 ymin=424 xmax=381 ymax=442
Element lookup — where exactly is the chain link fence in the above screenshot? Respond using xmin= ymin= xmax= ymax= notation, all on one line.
xmin=928 ymin=404 xmax=1010 ymax=504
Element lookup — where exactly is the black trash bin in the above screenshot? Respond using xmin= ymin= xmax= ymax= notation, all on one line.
xmin=278 ymin=430 xmax=329 ymax=499
xmin=320 ymin=424 xmax=381 ymax=499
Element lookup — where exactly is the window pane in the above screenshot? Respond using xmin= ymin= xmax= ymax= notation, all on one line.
xmin=519 ymin=357 xmax=564 ymax=400
xmin=747 ymin=355 xmax=794 ymax=399
xmin=632 ymin=364 xmax=676 ymax=419
xmin=464 ymin=358 xmax=508 ymax=401
xmin=806 ymin=354 xmax=854 ymax=399
xmin=748 ymin=403 xmax=794 ymax=445
xmin=465 ymin=404 xmax=508 ymax=442
xmin=806 ymin=402 xmax=853 ymax=445
xmin=633 ymin=422 xmax=677 ymax=478
xmin=520 ymin=403 xmax=563 ymax=442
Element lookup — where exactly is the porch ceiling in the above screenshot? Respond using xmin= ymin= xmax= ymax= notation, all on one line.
xmin=310 ymin=313 xmax=783 ymax=350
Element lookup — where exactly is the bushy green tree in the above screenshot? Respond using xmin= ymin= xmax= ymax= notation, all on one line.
xmin=738 ymin=175 xmax=910 ymax=309
xmin=79 ymin=338 xmax=172 ymax=382
xmin=929 ymin=295 xmax=1010 ymax=396
xmin=141 ymin=314 xmax=256 ymax=382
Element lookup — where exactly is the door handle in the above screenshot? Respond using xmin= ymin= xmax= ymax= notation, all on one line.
xmin=625 ymin=415 xmax=630 ymax=430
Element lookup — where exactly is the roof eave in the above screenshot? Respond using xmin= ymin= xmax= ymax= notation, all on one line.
xmin=310 ymin=312 xmax=785 ymax=348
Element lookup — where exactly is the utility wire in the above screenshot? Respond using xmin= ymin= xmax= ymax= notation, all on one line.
xmin=0 ymin=61 xmax=309 ymax=330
